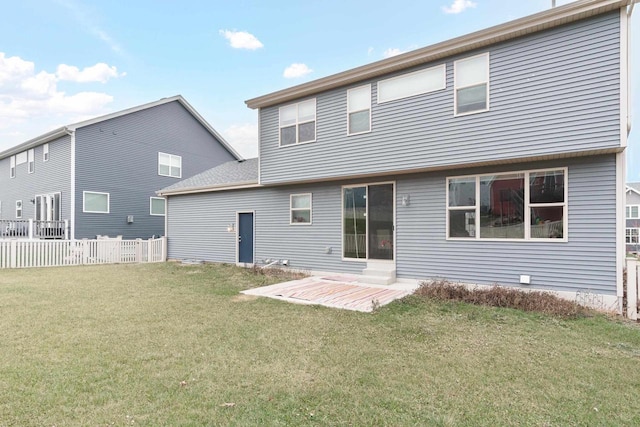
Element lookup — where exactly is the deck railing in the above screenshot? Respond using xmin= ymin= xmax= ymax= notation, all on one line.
xmin=0 ymin=237 xmax=166 ymax=269
xmin=0 ymin=219 xmax=69 ymax=240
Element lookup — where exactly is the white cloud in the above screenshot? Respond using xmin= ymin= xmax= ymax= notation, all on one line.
xmin=442 ymin=0 xmax=477 ymax=14
xmin=57 ymin=63 xmax=125 ymax=83
xmin=224 ymin=123 xmax=258 ymax=159
xmin=219 ymin=30 xmax=264 ymax=50
xmin=0 ymin=52 xmax=119 ymax=146
xmin=367 ymin=47 xmax=374 ymax=56
xmin=283 ymin=63 xmax=313 ymax=79
xmin=383 ymin=48 xmax=405 ymax=58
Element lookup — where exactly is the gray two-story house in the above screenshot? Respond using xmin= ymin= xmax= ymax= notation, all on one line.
xmin=159 ymin=0 xmax=634 ymax=311
xmin=626 ymin=183 xmax=640 ymax=254
xmin=0 ymin=95 xmax=240 ymax=239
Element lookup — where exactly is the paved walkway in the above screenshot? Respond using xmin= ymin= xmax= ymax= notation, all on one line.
xmin=241 ymin=274 xmax=418 ymax=312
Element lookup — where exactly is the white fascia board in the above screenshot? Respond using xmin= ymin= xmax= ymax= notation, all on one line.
xmin=0 ymin=127 xmax=70 ymax=160
xmin=157 ymin=181 xmax=261 ymax=196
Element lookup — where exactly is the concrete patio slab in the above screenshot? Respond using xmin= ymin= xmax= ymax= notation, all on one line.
xmin=241 ymin=274 xmax=419 ymax=312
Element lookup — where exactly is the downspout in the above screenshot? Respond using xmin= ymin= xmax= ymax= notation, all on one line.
xmin=628 ymin=0 xmax=635 ymax=135
xmin=69 ymin=128 xmax=76 ymax=240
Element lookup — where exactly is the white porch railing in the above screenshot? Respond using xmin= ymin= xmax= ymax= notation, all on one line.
xmin=0 ymin=237 xmax=166 ymax=269
xmin=625 ymin=257 xmax=640 ymax=320
xmin=0 ymin=219 xmax=69 ymax=240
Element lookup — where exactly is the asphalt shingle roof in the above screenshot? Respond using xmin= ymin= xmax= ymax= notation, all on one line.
xmin=628 ymin=182 xmax=640 ymax=193
xmin=159 ymin=158 xmax=259 ymax=194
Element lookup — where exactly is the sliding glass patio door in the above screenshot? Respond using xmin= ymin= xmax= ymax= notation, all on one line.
xmin=343 ymin=183 xmax=394 ymax=260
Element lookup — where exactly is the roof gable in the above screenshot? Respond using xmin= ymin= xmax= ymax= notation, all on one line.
xmin=0 ymin=95 xmax=242 ymax=161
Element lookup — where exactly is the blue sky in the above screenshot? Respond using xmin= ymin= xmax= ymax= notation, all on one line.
xmin=1 ymin=0 xmax=638 ymax=179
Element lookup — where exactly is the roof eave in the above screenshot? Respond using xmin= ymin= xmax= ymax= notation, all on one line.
xmin=157 ymin=180 xmax=260 ymax=196
xmin=245 ymin=0 xmax=628 ymax=109
xmin=0 ymin=126 xmax=70 ymax=160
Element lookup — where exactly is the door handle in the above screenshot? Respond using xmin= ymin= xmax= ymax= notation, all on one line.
xmin=238 ymin=236 xmax=242 ymax=243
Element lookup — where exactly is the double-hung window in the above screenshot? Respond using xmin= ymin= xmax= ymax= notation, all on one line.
xmin=627 ymin=206 xmax=639 ymax=219
xmin=290 ymin=193 xmax=312 ymax=224
xmin=150 ymin=197 xmax=166 ymax=216
xmin=15 ymin=200 xmax=22 ymax=219
xmin=158 ymin=152 xmax=182 ymax=178
xmin=28 ymin=149 xmax=34 ymax=174
xmin=454 ymin=52 xmax=489 ymax=115
xmin=83 ymin=191 xmax=110 ymax=213
xmin=447 ymin=168 xmax=566 ymax=240
xmin=279 ymin=99 xmax=316 ymax=146
xmin=347 ymin=85 xmax=371 ymax=135
xmin=626 ymin=228 xmax=640 ymax=244
xmin=43 ymin=143 xmax=49 ymax=162
xmin=10 ymin=156 xmax=15 ymax=178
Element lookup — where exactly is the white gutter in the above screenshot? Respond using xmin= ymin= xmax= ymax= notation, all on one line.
xmin=157 ymin=181 xmax=261 ymax=197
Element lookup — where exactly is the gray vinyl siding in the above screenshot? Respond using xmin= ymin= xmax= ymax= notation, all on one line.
xmin=396 ymin=155 xmax=616 ymax=295
xmin=0 ymin=136 xmax=72 ymax=221
xmin=168 ymin=183 xmax=363 ymax=274
xmin=167 ymin=155 xmax=617 ymax=296
xmin=74 ymin=100 xmax=236 ymax=239
xmin=258 ymin=11 xmax=621 ymax=185
xmin=626 ymin=191 xmax=640 ymax=253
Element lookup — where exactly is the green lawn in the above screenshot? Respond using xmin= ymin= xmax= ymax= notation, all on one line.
xmin=1 ymin=263 xmax=640 ymax=426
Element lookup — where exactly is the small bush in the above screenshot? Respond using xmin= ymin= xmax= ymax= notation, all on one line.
xmin=415 ymin=279 xmax=592 ymax=318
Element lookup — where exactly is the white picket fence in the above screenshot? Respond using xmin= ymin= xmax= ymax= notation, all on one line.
xmin=626 ymin=257 xmax=640 ymax=320
xmin=0 ymin=237 xmax=166 ymax=269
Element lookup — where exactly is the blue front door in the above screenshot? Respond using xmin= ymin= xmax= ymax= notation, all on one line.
xmin=238 ymin=212 xmax=254 ymax=264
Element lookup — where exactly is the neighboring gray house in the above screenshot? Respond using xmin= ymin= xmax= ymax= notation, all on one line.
xmin=626 ymin=183 xmax=640 ymax=254
xmin=159 ymin=0 xmax=634 ymax=311
xmin=0 ymin=95 xmax=240 ymax=239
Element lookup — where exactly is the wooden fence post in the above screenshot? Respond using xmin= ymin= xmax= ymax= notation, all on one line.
xmin=627 ymin=257 xmax=638 ymax=320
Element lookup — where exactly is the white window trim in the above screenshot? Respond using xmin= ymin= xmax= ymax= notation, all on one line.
xmin=446 ymin=167 xmax=568 ymax=242
xmin=377 ymin=64 xmax=446 ymax=104
xmin=83 ymin=191 xmax=110 ymax=214
xmin=150 ymin=197 xmax=166 ymax=216
xmin=453 ymin=52 xmax=490 ymax=117
xmin=28 ymin=149 xmax=34 ymax=174
xmin=43 ymin=143 xmax=49 ymax=162
xmin=626 ymin=205 xmax=640 ymax=219
xmin=15 ymin=200 xmax=22 ymax=219
xmin=10 ymin=156 xmax=15 ymax=178
xmin=347 ymin=84 xmax=372 ymax=136
xmin=626 ymin=228 xmax=640 ymax=244
xmin=158 ymin=152 xmax=182 ymax=178
xmin=290 ymin=193 xmax=312 ymax=225
xmin=278 ymin=99 xmax=317 ymax=147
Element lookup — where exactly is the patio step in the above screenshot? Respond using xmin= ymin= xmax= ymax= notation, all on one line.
xmin=360 ymin=268 xmax=396 ymax=286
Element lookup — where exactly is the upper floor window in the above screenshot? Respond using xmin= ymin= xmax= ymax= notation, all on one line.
xmin=28 ymin=149 xmax=34 ymax=174
xmin=158 ymin=152 xmax=182 ymax=178
xmin=16 ymin=200 xmax=23 ymax=219
xmin=43 ymin=143 xmax=49 ymax=162
xmin=378 ymin=64 xmax=446 ymax=104
xmin=10 ymin=156 xmax=15 ymax=178
xmin=279 ymin=99 xmax=316 ymax=146
xmin=83 ymin=191 xmax=110 ymax=214
xmin=447 ymin=168 xmax=566 ymax=240
xmin=454 ymin=52 xmax=489 ymax=115
xmin=347 ymin=85 xmax=371 ymax=135
xmin=150 ymin=197 xmax=166 ymax=216
xmin=627 ymin=228 xmax=640 ymax=244
xmin=627 ymin=205 xmax=639 ymax=219
xmin=290 ymin=193 xmax=312 ymax=224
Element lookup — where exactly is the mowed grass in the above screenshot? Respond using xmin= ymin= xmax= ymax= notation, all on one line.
xmin=1 ymin=263 xmax=640 ymax=426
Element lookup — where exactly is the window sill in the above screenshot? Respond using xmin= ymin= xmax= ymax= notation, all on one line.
xmin=279 ymin=140 xmax=316 ymax=148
